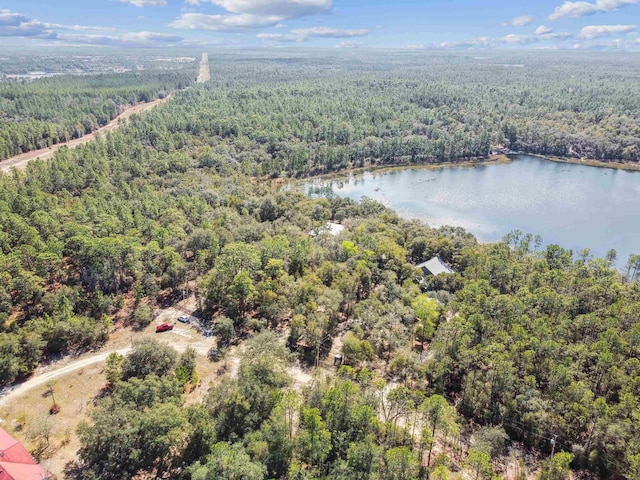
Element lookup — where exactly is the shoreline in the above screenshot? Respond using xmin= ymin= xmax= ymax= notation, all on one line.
xmin=286 ymin=154 xmax=513 ymax=187
xmin=529 ymin=154 xmax=640 ymax=172
xmin=290 ymin=152 xmax=633 ymax=271
xmin=285 ymin=151 xmax=640 ymax=189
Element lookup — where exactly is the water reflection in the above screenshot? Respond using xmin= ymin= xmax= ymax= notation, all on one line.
xmin=305 ymin=155 xmax=640 ymax=265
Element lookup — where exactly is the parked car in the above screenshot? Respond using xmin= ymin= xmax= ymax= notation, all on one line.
xmin=156 ymin=323 xmax=174 ymax=332
xmin=178 ymin=315 xmax=190 ymax=323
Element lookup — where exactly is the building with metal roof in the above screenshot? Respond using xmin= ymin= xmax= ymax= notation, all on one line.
xmin=417 ymin=256 xmax=454 ymax=277
xmin=0 ymin=428 xmax=50 ymax=480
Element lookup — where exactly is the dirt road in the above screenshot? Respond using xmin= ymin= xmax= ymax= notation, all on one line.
xmin=0 ymin=51 xmax=210 ymax=173
xmin=0 ymin=295 xmax=214 ymax=408
xmin=0 ymin=297 xmax=314 ymax=409
xmin=0 ymin=347 xmax=132 ymax=408
xmin=0 ymin=328 xmax=217 ymax=409
xmin=0 ymin=95 xmax=171 ymax=172
xmin=197 ymin=52 xmax=210 ymax=83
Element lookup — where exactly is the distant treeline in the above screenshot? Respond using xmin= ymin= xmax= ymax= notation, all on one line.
xmin=125 ymin=52 xmax=640 ymax=178
xmin=0 ymin=67 xmax=196 ymax=160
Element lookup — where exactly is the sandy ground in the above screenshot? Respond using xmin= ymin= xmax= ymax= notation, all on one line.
xmin=197 ymin=52 xmax=210 ymax=83
xmin=0 ymin=294 xmax=318 ymax=478
xmin=0 ymin=296 xmax=210 ymax=408
xmin=0 ymin=361 xmax=107 ymax=476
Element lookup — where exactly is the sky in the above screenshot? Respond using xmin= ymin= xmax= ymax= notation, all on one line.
xmin=0 ymin=0 xmax=639 ymax=51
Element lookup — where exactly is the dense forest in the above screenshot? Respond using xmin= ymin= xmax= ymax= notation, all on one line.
xmin=0 ymin=51 xmax=639 ymax=479
xmin=114 ymin=50 xmax=640 ymax=179
xmin=0 ymin=56 xmax=197 ymax=160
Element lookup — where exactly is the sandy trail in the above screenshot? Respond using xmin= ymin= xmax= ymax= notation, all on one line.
xmin=0 ymin=51 xmax=210 ymax=173
xmin=0 ymin=295 xmax=213 ymax=408
xmin=0 ymin=95 xmax=171 ymax=172
xmin=0 ymin=328 xmax=315 ymax=408
xmin=197 ymin=52 xmax=210 ymax=83
xmin=0 ymin=333 xmax=217 ymax=409
xmin=0 ymin=347 xmax=132 ymax=408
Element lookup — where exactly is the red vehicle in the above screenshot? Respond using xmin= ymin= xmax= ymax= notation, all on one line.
xmin=155 ymin=323 xmax=174 ymax=333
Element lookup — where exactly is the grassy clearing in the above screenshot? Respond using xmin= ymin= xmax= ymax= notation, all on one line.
xmin=0 ymin=362 xmax=106 ymax=477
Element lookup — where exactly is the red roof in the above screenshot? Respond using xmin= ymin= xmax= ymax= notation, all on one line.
xmin=0 ymin=461 xmax=50 ymax=480
xmin=0 ymin=429 xmax=18 ymax=451
xmin=0 ymin=428 xmax=50 ymax=480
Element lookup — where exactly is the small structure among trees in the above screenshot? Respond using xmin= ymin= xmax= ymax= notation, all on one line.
xmin=417 ymin=255 xmax=454 ymax=277
xmin=309 ymin=222 xmax=345 ymax=237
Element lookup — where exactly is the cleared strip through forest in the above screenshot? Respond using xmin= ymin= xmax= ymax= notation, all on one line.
xmin=0 ymin=96 xmax=171 ymax=172
xmin=197 ymin=52 xmax=210 ymax=83
xmin=0 ymin=52 xmax=210 ymax=173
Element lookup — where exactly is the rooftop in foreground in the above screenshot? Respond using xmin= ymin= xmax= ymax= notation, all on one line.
xmin=0 ymin=428 xmax=50 ymax=480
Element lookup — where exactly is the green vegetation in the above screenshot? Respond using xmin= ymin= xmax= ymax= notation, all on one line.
xmin=127 ymin=51 xmax=640 ymax=179
xmin=0 ymin=62 xmax=196 ymax=159
xmin=0 ymin=51 xmax=639 ymax=479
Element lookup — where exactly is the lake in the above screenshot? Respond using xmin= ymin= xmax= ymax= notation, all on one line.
xmin=304 ymin=155 xmax=640 ymax=265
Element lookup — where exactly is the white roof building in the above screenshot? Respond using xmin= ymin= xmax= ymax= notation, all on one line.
xmin=417 ymin=256 xmax=454 ymax=276
xmin=310 ymin=222 xmax=345 ymax=237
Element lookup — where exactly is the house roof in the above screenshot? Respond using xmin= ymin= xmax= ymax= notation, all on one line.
xmin=0 ymin=460 xmax=50 ymax=480
xmin=309 ymin=222 xmax=345 ymax=237
xmin=0 ymin=429 xmax=18 ymax=452
xmin=0 ymin=429 xmax=33 ymax=466
xmin=417 ymin=256 xmax=454 ymax=276
xmin=0 ymin=429 xmax=49 ymax=480
xmin=0 ymin=442 xmax=33 ymax=466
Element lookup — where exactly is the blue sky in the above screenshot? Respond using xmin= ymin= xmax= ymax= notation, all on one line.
xmin=1 ymin=0 xmax=639 ymax=50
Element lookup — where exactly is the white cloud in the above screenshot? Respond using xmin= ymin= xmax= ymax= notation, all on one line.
xmin=258 ymin=26 xmax=368 ymax=43
xmin=579 ymin=24 xmax=637 ymax=38
xmin=335 ymin=40 xmax=363 ymax=48
xmin=120 ymin=0 xmax=167 ymax=6
xmin=170 ymin=13 xmax=282 ymax=32
xmin=58 ymin=31 xmax=183 ymax=47
xmin=502 ymin=15 xmax=533 ymax=27
xmin=501 ymin=34 xmax=537 ymax=44
xmin=171 ymin=0 xmax=332 ymax=32
xmin=402 ymin=43 xmax=425 ymax=50
xmin=438 ymin=37 xmax=495 ymax=49
xmin=0 ymin=9 xmax=185 ymax=47
xmin=573 ymin=37 xmax=640 ymax=48
xmin=0 ymin=11 xmax=56 ymax=38
xmin=534 ymin=25 xmax=573 ymax=40
xmin=45 ymin=23 xmax=116 ymax=33
xmin=0 ymin=12 xmax=112 ymax=39
xmin=436 ymin=30 xmax=574 ymax=50
xmin=289 ymin=27 xmax=368 ymax=38
xmin=549 ymin=0 xmax=638 ymax=20
xmin=542 ymin=32 xmax=573 ymax=40
xmin=535 ymin=25 xmax=553 ymax=35
xmin=211 ymin=0 xmax=331 ymax=17
xmin=257 ymin=32 xmax=300 ymax=42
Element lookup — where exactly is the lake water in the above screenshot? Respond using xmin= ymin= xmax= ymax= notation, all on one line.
xmin=305 ymin=155 xmax=640 ymax=265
